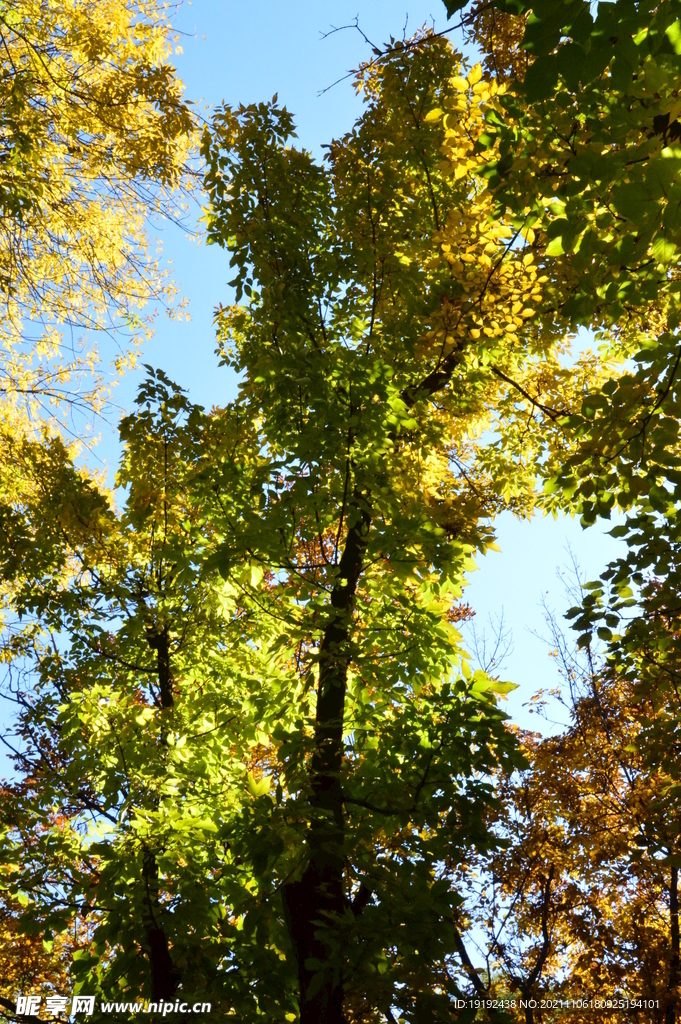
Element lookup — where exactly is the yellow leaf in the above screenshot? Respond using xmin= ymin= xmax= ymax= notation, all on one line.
xmin=468 ymin=63 xmax=483 ymax=86
xmin=246 ymin=771 xmax=272 ymax=798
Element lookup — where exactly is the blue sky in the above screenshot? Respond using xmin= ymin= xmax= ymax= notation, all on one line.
xmin=106 ymin=0 xmax=623 ymax=733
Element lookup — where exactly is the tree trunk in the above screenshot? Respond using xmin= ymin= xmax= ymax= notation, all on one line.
xmin=148 ymin=926 xmax=178 ymax=1001
xmin=143 ymin=850 xmax=178 ymax=1001
xmin=282 ymin=503 xmax=370 ymax=1024
xmin=522 ymin=988 xmax=534 ymax=1024
xmin=667 ymin=865 xmax=679 ymax=1024
xmin=141 ymin=632 xmax=175 ymax=998
xmin=148 ymin=627 xmax=173 ymax=708
xmin=280 ymin=361 xmax=453 ymax=1018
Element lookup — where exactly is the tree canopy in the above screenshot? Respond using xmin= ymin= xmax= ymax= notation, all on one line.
xmin=3 ymin=1 xmax=681 ymax=1022
xmin=0 ymin=0 xmax=194 ymax=433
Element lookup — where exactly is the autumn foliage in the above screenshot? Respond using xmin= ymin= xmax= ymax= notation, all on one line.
xmin=0 ymin=0 xmax=194 ymax=433
xmin=2 ymin=1 xmax=681 ymax=1023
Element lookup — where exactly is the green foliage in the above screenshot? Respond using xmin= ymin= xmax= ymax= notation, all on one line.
xmin=0 ymin=31 xmax=560 ymax=1024
xmin=477 ymin=1 xmax=681 ymax=329
xmin=0 ymin=378 xmax=299 ymax=1015
xmin=11 ymin=1 xmax=681 ymax=1020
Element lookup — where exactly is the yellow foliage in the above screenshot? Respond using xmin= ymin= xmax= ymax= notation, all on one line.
xmin=0 ymin=895 xmax=75 ymax=1011
xmin=463 ymin=0 xmax=532 ymax=84
xmin=0 ymin=0 xmax=195 ymax=433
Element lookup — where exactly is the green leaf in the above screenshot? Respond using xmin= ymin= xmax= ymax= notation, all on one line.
xmin=246 ymin=771 xmax=272 ymax=798
xmin=666 ymin=21 xmax=681 ymax=55
xmin=652 ymin=236 xmax=677 ymax=263
xmin=522 ymin=55 xmax=559 ymax=101
xmin=488 ymin=680 xmax=519 ymax=695
xmin=442 ymin=0 xmax=469 ymax=17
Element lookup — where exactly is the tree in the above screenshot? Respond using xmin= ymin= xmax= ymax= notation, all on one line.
xmin=0 ymin=10 xmax=195 ymax=987
xmin=0 ymin=1 xmax=195 ymax=1004
xmin=198 ymin=29 xmax=589 ymax=1022
xmin=0 ymin=377 xmax=294 ymax=1014
xmin=0 ymin=28 xmax=587 ymax=1023
xmin=455 ymin=3 xmax=681 ymax=1016
xmin=559 ymin=504 xmax=681 ymax=1022
xmin=428 ymin=14 xmax=681 ymax=1016
xmin=453 ymin=618 xmax=681 ymax=1024
xmin=8 ymin=0 xmax=681 ymax=1019
xmin=0 ymin=0 xmax=194 ymax=431
xmin=0 ymin=806 xmax=77 ymax=1023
